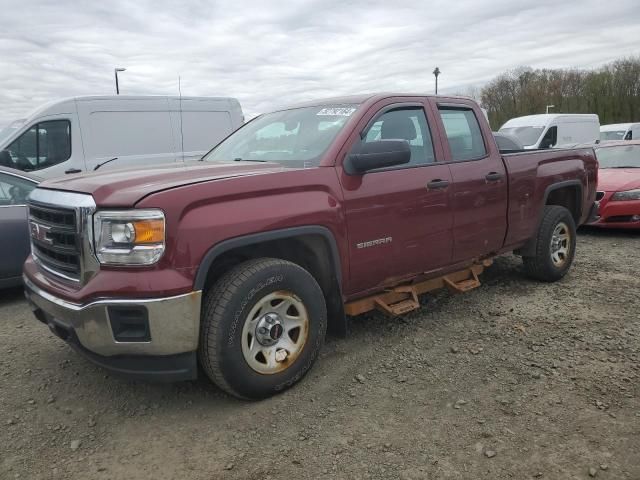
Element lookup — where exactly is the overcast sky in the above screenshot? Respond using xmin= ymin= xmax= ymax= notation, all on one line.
xmin=1 ymin=0 xmax=639 ymax=126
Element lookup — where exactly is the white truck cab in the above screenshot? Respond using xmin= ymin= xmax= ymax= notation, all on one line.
xmin=499 ymin=113 xmax=600 ymax=150
xmin=600 ymin=123 xmax=640 ymax=142
xmin=0 ymin=96 xmax=243 ymax=179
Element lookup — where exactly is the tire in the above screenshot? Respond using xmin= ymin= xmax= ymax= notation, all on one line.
xmin=198 ymin=258 xmax=327 ymax=399
xmin=523 ymin=205 xmax=577 ymax=282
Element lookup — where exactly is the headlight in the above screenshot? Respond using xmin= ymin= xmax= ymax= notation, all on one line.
xmin=611 ymin=189 xmax=640 ymax=201
xmin=93 ymin=210 xmax=165 ymax=265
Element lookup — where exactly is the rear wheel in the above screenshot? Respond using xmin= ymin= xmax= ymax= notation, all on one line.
xmin=198 ymin=258 xmax=327 ymax=399
xmin=523 ymin=205 xmax=577 ymax=282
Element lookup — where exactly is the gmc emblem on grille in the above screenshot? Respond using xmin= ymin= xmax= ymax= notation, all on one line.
xmin=29 ymin=221 xmax=53 ymax=245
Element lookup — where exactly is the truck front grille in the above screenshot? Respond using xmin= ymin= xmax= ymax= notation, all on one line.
xmin=29 ymin=203 xmax=81 ymax=281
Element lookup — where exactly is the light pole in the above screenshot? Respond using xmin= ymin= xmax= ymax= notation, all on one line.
xmin=433 ymin=67 xmax=441 ymax=95
xmin=114 ymin=67 xmax=126 ymax=95
xmin=546 ymin=104 xmax=555 ymax=114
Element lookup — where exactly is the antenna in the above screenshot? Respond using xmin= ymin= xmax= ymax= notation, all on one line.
xmin=178 ymin=75 xmax=185 ymax=162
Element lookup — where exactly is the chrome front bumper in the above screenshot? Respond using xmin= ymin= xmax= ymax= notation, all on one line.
xmin=24 ymin=276 xmax=202 ymax=357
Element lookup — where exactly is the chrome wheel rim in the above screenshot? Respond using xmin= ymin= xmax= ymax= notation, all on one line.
xmin=241 ymin=291 xmax=309 ymax=375
xmin=550 ymin=222 xmax=571 ymax=267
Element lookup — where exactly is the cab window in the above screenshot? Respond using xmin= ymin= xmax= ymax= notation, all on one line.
xmin=3 ymin=120 xmax=71 ymax=172
xmin=361 ymin=107 xmax=435 ymax=166
xmin=438 ymin=107 xmax=486 ymax=161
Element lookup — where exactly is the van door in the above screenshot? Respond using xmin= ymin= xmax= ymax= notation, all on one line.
xmin=0 ymin=114 xmax=82 ymax=178
xmin=539 ymin=125 xmax=558 ymax=149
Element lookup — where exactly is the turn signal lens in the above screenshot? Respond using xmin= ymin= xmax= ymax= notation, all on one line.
xmin=133 ymin=219 xmax=165 ymax=244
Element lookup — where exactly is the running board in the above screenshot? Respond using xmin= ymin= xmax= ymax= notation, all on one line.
xmin=443 ymin=269 xmax=481 ymax=293
xmin=374 ymin=286 xmax=420 ymax=316
xmin=344 ymin=259 xmax=492 ymax=317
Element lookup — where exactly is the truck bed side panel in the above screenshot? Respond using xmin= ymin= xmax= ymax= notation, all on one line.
xmin=502 ymin=148 xmax=597 ymax=248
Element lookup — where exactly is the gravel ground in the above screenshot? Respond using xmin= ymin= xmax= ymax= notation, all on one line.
xmin=1 ymin=228 xmax=638 ymax=480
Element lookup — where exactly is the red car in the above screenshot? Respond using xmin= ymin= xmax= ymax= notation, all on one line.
xmin=590 ymin=141 xmax=640 ymax=229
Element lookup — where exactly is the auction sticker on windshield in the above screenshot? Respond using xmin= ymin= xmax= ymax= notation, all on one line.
xmin=317 ymin=107 xmax=356 ymax=116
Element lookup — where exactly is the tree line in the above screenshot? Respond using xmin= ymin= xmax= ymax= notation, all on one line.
xmin=479 ymin=57 xmax=640 ymax=129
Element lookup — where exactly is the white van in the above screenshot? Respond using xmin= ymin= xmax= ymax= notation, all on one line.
xmin=498 ymin=114 xmax=600 ymax=150
xmin=0 ymin=96 xmax=243 ymax=178
xmin=600 ymin=123 xmax=640 ymax=142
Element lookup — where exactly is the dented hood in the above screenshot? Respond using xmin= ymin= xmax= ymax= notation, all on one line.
xmin=38 ymin=161 xmax=286 ymax=206
xmin=597 ymin=168 xmax=640 ymax=193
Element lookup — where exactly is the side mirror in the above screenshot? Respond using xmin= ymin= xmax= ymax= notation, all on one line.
xmin=344 ymin=140 xmax=411 ymax=174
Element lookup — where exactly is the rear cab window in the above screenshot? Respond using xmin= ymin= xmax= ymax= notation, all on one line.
xmin=437 ymin=107 xmax=486 ymax=161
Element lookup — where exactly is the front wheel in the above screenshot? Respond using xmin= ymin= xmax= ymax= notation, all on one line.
xmin=198 ymin=258 xmax=327 ymax=399
xmin=523 ymin=205 xmax=577 ymax=282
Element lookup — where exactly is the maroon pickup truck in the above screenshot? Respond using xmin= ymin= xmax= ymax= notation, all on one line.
xmin=23 ymin=94 xmax=598 ymax=399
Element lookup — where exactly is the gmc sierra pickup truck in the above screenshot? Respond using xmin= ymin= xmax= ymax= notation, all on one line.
xmin=23 ymin=94 xmax=599 ymax=399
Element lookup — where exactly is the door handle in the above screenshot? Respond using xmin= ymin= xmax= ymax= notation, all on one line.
xmin=65 ymin=168 xmax=82 ymax=174
xmin=485 ymin=172 xmax=503 ymax=182
xmin=426 ymin=179 xmax=449 ymax=190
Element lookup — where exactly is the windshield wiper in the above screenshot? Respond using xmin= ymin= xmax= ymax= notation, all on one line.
xmin=233 ymin=158 xmax=268 ymax=162
xmin=94 ymin=157 xmax=119 ymax=171
xmin=605 ymin=166 xmax=639 ymax=168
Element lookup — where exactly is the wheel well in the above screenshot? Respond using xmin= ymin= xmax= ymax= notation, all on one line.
xmin=545 ymin=185 xmax=581 ymax=223
xmin=201 ymin=235 xmax=346 ymax=336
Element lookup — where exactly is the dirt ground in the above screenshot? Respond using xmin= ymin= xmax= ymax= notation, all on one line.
xmin=1 ymin=227 xmax=638 ymax=480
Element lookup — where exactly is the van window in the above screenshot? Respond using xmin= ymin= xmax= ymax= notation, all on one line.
xmin=180 ymin=111 xmax=232 ymax=152
xmin=539 ymin=126 xmax=558 ymax=149
xmin=2 ymin=120 xmax=71 ymax=172
xmin=89 ymin=111 xmax=173 ymax=157
xmin=438 ymin=107 xmax=486 ymax=161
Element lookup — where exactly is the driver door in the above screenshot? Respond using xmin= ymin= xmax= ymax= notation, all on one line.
xmin=337 ymin=99 xmax=454 ymax=296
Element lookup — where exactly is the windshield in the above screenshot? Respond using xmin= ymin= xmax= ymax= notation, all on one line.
xmin=0 ymin=119 xmax=26 ymax=143
xmin=595 ymin=145 xmax=640 ymax=168
xmin=499 ymin=126 xmax=545 ymax=146
xmin=203 ymin=105 xmax=359 ymax=168
xmin=600 ymin=130 xmax=627 ymax=141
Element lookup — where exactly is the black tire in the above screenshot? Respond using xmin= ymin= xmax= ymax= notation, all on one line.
xmin=198 ymin=258 xmax=327 ymax=399
xmin=523 ymin=205 xmax=577 ymax=282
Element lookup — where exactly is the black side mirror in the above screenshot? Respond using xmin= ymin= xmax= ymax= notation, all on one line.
xmin=344 ymin=140 xmax=411 ymax=174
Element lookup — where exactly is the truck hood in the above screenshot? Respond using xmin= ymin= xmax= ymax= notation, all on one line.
xmin=597 ymin=168 xmax=640 ymax=192
xmin=39 ymin=161 xmax=287 ymax=206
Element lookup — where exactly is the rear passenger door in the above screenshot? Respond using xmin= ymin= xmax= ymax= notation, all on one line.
xmin=338 ymin=99 xmax=453 ymax=295
xmin=433 ymin=101 xmax=508 ymax=262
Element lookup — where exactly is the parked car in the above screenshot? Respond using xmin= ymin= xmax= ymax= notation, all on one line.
xmin=588 ymin=141 xmax=640 ymax=229
xmin=0 ymin=166 xmax=40 ymax=287
xmin=600 ymin=123 xmax=640 ymax=141
xmin=0 ymin=96 xmax=243 ymax=179
xmin=499 ymin=113 xmax=600 ymax=149
xmin=23 ymin=93 xmax=598 ymax=399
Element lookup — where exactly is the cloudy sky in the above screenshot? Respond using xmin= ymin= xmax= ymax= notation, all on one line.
xmin=1 ymin=0 xmax=639 ymax=126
